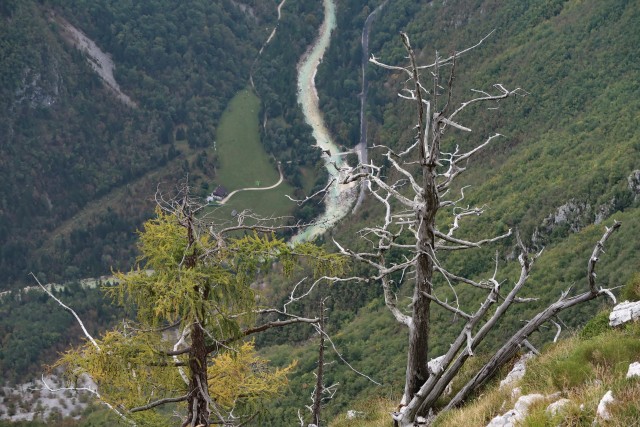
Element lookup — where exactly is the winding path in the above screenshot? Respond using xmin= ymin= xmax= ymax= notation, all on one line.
xmin=218 ymin=163 xmax=284 ymax=205
xmin=262 ymin=0 xmax=287 ymax=50
xmin=250 ymin=0 xmax=287 ymax=91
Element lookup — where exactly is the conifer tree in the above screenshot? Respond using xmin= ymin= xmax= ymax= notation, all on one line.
xmin=51 ymin=190 xmax=345 ymax=426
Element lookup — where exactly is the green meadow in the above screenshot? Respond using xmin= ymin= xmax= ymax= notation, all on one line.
xmin=213 ymin=88 xmax=296 ymax=217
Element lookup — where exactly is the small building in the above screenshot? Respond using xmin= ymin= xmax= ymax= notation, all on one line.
xmin=206 ymin=185 xmax=229 ymax=202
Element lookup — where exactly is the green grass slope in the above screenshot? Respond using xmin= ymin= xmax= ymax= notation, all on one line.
xmin=216 ymin=89 xmax=279 ymax=190
xmin=433 ymin=313 xmax=640 ymax=426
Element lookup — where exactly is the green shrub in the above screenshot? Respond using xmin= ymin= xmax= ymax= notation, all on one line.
xmin=548 ymin=357 xmax=593 ymax=390
xmin=578 ymin=310 xmax=611 ymax=340
xmin=582 ymin=337 xmax=640 ymax=372
xmin=621 ymin=273 xmax=640 ymax=302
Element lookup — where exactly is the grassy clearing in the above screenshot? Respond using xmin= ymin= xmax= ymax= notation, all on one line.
xmin=215 ymin=88 xmax=279 ymax=190
xmin=208 ymin=186 xmax=296 ymax=220
xmin=225 ymin=186 xmax=295 ymax=218
xmin=211 ymin=87 xmax=296 ymax=217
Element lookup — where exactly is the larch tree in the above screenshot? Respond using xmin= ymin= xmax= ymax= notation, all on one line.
xmin=334 ymin=33 xmax=621 ymax=426
xmin=40 ymin=187 xmax=345 ymax=427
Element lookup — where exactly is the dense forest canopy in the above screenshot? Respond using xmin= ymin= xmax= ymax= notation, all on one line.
xmin=0 ymin=0 xmax=325 ymax=288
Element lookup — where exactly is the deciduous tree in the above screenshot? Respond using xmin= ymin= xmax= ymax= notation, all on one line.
xmin=44 ymin=187 xmax=345 ymax=426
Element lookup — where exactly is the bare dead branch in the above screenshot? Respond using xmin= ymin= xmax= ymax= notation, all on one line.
xmin=41 ymin=375 xmax=135 ymax=425
xmin=421 ymin=291 xmax=471 ymax=320
xmin=31 ymin=273 xmax=101 ymax=351
xmin=550 ymin=319 xmax=562 ymax=343
xmin=382 ymin=274 xmax=413 ymax=326
xmin=234 ymin=316 xmax=320 ymax=338
xmin=286 ymin=177 xmax=336 ymax=206
xmin=588 ymin=222 xmax=621 ymax=293
xmin=400 ymin=32 xmax=428 ymax=162
xmin=445 ymin=221 xmax=621 ymax=411
xmin=433 ymin=265 xmax=492 ymax=290
xmin=433 ymin=228 xmax=512 ymax=249
xmin=416 ymin=30 xmax=496 ymax=70
xmin=315 ymin=324 xmax=382 ymax=386
xmin=130 ymin=394 xmax=190 ymax=413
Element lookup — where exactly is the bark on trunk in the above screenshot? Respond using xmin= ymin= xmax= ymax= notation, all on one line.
xmin=311 ymin=300 xmax=326 ymax=426
xmin=185 ymin=323 xmax=211 ymax=426
xmin=183 ymin=206 xmax=212 ymax=426
xmin=405 ymin=157 xmax=439 ymax=404
xmin=405 ymin=211 xmax=433 ymax=400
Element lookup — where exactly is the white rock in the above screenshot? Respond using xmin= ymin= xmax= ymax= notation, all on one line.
xmin=514 ymin=393 xmax=545 ymax=416
xmin=485 ymin=393 xmax=546 ymax=427
xmin=486 ymin=409 xmax=518 ymax=427
xmin=596 ymin=390 xmax=615 ymax=421
xmin=627 ymin=362 xmax=640 ymax=379
xmin=346 ymin=410 xmax=363 ymax=419
xmin=609 ymin=301 xmax=640 ymax=326
xmin=500 ymin=353 xmax=535 ymax=389
xmin=546 ymin=398 xmax=571 ymax=416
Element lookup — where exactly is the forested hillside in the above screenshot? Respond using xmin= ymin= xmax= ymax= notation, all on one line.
xmin=260 ymin=0 xmax=640 ymax=423
xmin=0 ymin=0 xmax=323 ymax=289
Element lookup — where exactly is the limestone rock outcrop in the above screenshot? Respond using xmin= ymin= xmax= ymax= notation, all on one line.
xmin=609 ymin=301 xmax=640 ymax=326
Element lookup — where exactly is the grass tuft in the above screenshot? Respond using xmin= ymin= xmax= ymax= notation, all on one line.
xmin=328 ymin=397 xmax=397 ymax=427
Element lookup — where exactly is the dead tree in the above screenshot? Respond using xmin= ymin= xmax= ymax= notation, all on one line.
xmin=311 ymin=299 xmax=327 ymax=426
xmin=335 ymin=33 xmax=621 ymax=426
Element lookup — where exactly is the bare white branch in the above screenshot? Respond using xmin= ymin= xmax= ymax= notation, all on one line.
xmin=434 ymin=228 xmax=512 ymax=249
xmin=41 ymin=375 xmax=135 ymax=425
xmin=286 ymin=177 xmax=336 ymax=205
xmin=421 ymin=291 xmax=471 ymax=320
xmin=416 ymin=30 xmax=496 ymax=70
xmin=314 ymin=324 xmax=382 ymax=386
xmin=174 ymin=326 xmax=190 ymax=385
xmin=31 ymin=273 xmax=101 ymax=351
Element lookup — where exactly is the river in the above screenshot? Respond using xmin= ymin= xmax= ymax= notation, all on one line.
xmin=292 ymin=0 xmax=358 ymax=244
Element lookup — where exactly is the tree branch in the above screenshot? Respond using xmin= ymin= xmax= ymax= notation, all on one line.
xmin=41 ymin=375 xmax=135 ymax=425
xmin=421 ymin=291 xmax=471 ymax=320
xmin=445 ymin=222 xmax=621 ymax=410
xmin=30 ymin=273 xmax=101 ymax=351
xmin=130 ymin=394 xmax=190 ymax=413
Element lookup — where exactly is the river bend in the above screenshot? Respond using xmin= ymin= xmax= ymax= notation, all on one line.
xmin=292 ymin=0 xmax=358 ymax=243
